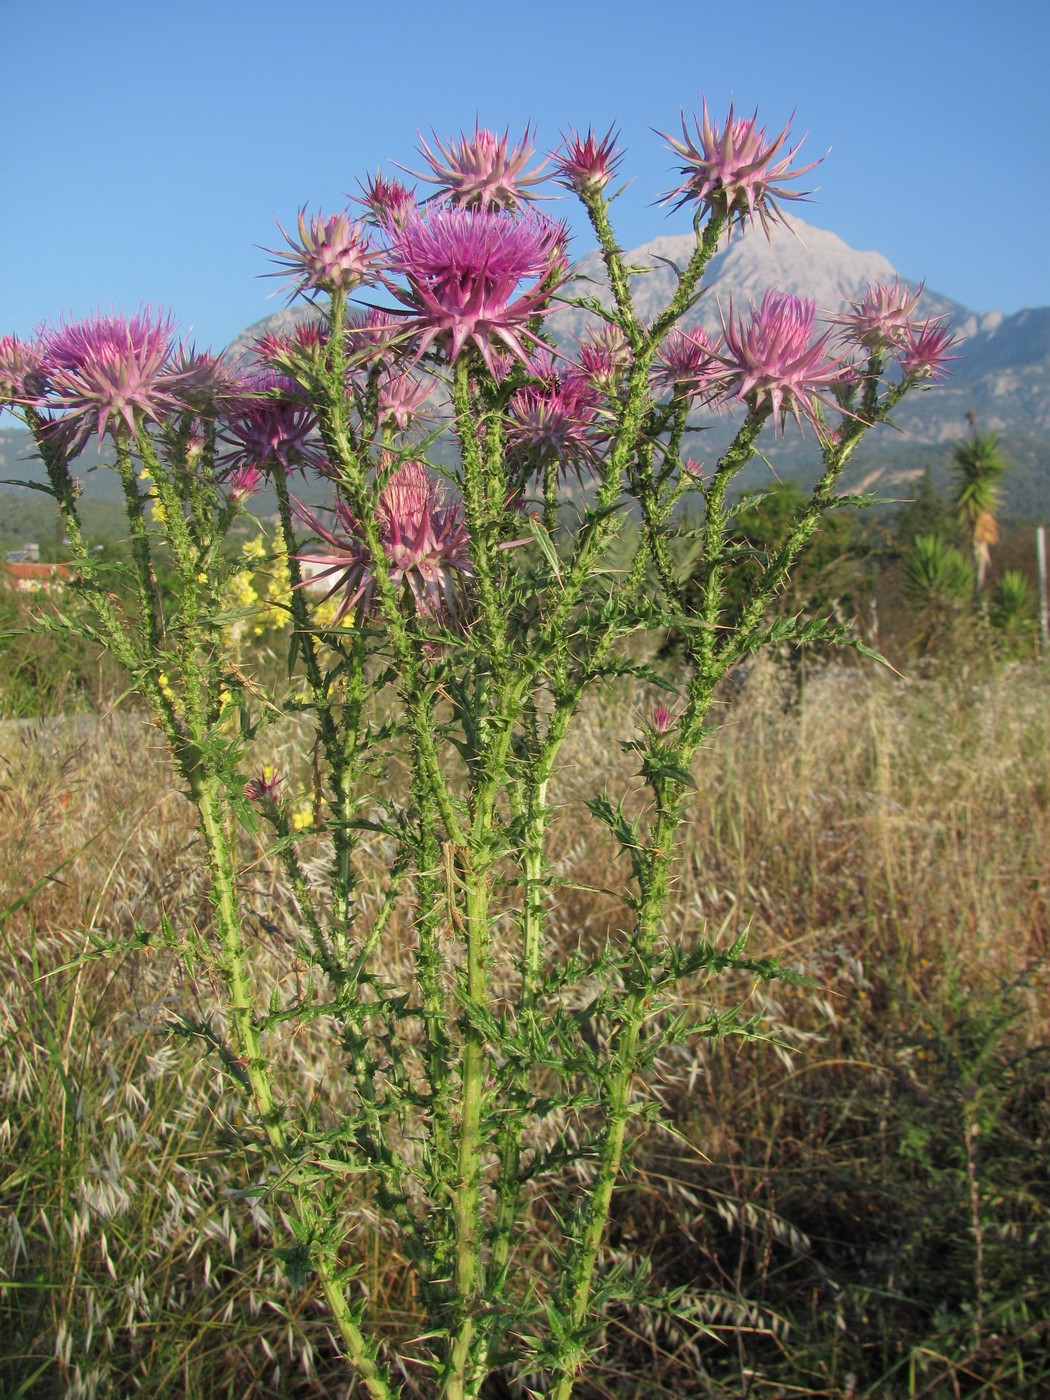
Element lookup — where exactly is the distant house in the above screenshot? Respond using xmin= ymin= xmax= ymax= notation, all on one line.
xmin=6 ymin=543 xmax=40 ymax=564
xmin=2 ymin=561 xmax=73 ymax=593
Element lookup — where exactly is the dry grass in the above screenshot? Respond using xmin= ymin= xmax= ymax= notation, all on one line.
xmin=2 ymin=657 xmax=1048 ymax=1397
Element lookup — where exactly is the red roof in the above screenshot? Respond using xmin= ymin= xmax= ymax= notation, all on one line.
xmin=3 ymin=562 xmax=74 ymax=587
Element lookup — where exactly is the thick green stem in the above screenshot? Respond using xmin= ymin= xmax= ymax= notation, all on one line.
xmin=196 ymin=771 xmax=394 ymax=1399
xmin=443 ymin=842 xmax=494 ymax=1397
xmin=549 ymin=798 xmax=682 ymax=1400
xmin=453 ymin=356 xmax=508 ymax=671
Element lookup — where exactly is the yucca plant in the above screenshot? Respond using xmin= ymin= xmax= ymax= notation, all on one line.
xmin=952 ymin=418 xmax=1007 ymax=594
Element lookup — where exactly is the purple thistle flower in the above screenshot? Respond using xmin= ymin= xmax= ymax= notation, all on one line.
xmin=0 ymin=334 xmax=46 ymax=406
xmin=345 ymin=308 xmax=410 ymax=364
xmin=226 ymin=462 xmax=265 ymax=503
xmin=245 ymin=768 xmax=284 ymax=805
xmin=719 ymin=289 xmax=843 ymax=432
xmin=832 ymin=280 xmax=925 ymax=353
xmin=404 ymin=123 xmax=548 ymax=211
xmin=507 ymin=356 xmax=604 ymax=480
xmin=654 ymin=326 xmax=724 ymax=401
xmin=170 ymin=345 xmax=239 ymax=411
xmin=267 ymin=209 xmax=379 ymax=299
xmin=661 ymin=100 xmax=819 ymax=236
xmin=578 ymin=325 xmax=631 ymax=392
xmin=219 ymin=371 xmax=328 ymax=476
xmin=375 ymin=371 xmax=434 ymax=434
xmin=295 ymin=461 xmax=472 ymax=623
xmin=356 ymin=171 xmax=418 ymax=229
xmin=385 ymin=206 xmax=568 ymax=375
xmin=37 ymin=308 xmax=189 ymax=451
xmin=254 ymin=321 xmax=330 ymax=376
xmin=552 ymin=126 xmax=623 ymax=198
xmin=898 ymin=318 xmax=958 ymax=382
xmin=651 ymin=705 xmax=673 ymax=734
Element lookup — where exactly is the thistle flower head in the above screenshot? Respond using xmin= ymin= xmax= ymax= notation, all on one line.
xmin=375 ymin=371 xmax=434 ymax=434
xmin=244 ymin=767 xmax=283 ymax=805
xmin=386 ymin=206 xmax=567 ymax=374
xmin=344 ymin=308 xmax=410 ymax=366
xmin=356 ymin=171 xmax=417 ymax=229
xmin=267 ymin=209 xmax=379 ymax=298
xmin=169 ymin=345 xmax=238 ymax=411
xmin=295 ymin=462 xmax=472 ymax=623
xmin=37 ymin=308 xmax=188 ymax=451
xmin=661 ymin=100 xmax=819 ymax=236
xmin=654 ymin=325 xmax=724 ymax=400
xmin=578 ymin=325 xmax=631 ymax=391
xmin=720 ymin=289 xmax=843 ymax=432
xmin=226 ymin=462 xmax=265 ymax=503
xmin=651 ymin=705 xmax=673 ymax=734
xmin=219 ymin=371 xmax=328 ymax=476
xmin=254 ymin=321 xmax=330 ymax=377
xmin=507 ymin=359 xmax=604 ymax=480
xmin=833 ymin=279 xmax=925 ymax=352
xmin=552 ymin=126 xmax=623 ymax=198
xmin=0 ymin=334 xmax=46 ymax=405
xmin=898 ymin=318 xmax=958 ymax=382
xmin=406 ymin=123 xmax=548 ymax=211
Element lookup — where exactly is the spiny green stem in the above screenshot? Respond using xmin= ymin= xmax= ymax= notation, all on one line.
xmin=196 ymin=771 xmax=394 ymax=1399
xmin=549 ymin=793 xmax=684 ymax=1400
xmin=452 ymin=356 xmax=508 ymax=671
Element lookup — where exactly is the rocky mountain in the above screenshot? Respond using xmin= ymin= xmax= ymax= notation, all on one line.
xmin=548 ymin=217 xmax=1038 ymax=432
xmin=542 ymin=216 xmax=1049 ymax=511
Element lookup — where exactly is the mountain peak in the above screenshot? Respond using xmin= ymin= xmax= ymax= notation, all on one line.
xmin=549 ymin=214 xmax=955 ymax=343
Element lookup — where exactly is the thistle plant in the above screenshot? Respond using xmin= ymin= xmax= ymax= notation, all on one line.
xmin=2 ymin=106 xmax=955 ymax=1398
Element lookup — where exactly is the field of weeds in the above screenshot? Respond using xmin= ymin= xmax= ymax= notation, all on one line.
xmin=2 ymin=658 xmax=1048 ymax=1399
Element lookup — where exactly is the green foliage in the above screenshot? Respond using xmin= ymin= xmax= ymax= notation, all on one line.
xmin=0 ymin=576 xmax=109 ymax=717
xmin=892 ymin=465 xmax=961 ymax=552
xmin=902 ymin=533 xmax=975 ymax=607
xmin=989 ymin=567 xmax=1037 ymax=655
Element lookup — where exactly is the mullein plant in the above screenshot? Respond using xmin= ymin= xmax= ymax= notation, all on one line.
xmin=1 ymin=105 xmax=956 ymax=1398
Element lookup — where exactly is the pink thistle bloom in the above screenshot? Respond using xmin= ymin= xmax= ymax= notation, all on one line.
xmin=661 ymin=99 xmax=819 ymax=236
xmin=38 ymin=308 xmax=189 ymax=451
xmin=0 ymin=334 xmax=46 ymax=405
xmin=170 ymin=345 xmax=239 ymax=410
xmin=268 ymin=209 xmax=379 ymax=299
xmin=226 ymin=462 xmax=265 ymax=503
xmin=552 ymin=126 xmax=623 ymax=198
xmin=833 ymin=279 xmax=925 ymax=353
xmin=404 ymin=123 xmax=548 ymax=211
xmin=375 ymin=371 xmax=434 ymax=434
xmin=578 ymin=325 xmax=631 ymax=391
xmin=651 ymin=706 xmax=673 ymax=734
xmin=386 ymin=206 xmax=568 ymax=375
xmin=898 ymin=318 xmax=958 ymax=382
xmin=245 ymin=768 xmax=284 ymax=804
xmin=219 ymin=371 xmax=328 ymax=476
xmin=719 ymin=289 xmax=844 ymax=432
xmin=254 ymin=320 xmax=330 ymax=375
xmin=654 ymin=326 xmax=724 ymax=401
xmin=356 ymin=171 xmax=417 ymax=229
xmin=682 ymin=457 xmax=704 ymax=479
xmin=345 ymin=309 xmax=414 ymax=366
xmin=295 ymin=462 xmax=472 ymax=624
xmin=507 ymin=367 xmax=603 ymax=481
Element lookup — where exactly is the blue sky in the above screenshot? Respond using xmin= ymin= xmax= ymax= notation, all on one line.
xmin=3 ymin=0 xmax=1048 ymax=352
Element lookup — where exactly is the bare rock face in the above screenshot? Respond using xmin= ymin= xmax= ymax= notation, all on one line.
xmin=547 ymin=214 xmax=953 ymax=344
